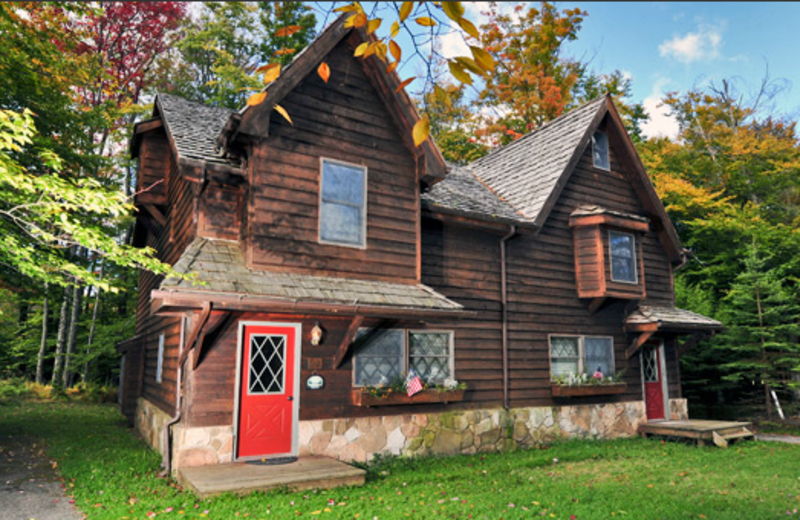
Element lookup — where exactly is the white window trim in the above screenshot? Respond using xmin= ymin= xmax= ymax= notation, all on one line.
xmin=592 ymin=130 xmax=610 ymax=171
xmin=155 ymin=333 xmax=165 ymax=384
xmin=608 ymin=229 xmax=638 ymax=284
xmin=318 ymin=157 xmax=368 ymax=249
xmin=352 ymin=329 xmax=455 ymax=387
xmin=548 ymin=334 xmax=615 ymax=381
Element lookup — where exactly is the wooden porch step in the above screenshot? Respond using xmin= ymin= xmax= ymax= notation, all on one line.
xmin=177 ymin=457 xmax=366 ymax=499
xmin=639 ymin=420 xmax=754 ymax=448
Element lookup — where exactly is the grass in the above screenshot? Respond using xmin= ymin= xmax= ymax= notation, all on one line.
xmin=2 ymin=401 xmax=800 ymax=519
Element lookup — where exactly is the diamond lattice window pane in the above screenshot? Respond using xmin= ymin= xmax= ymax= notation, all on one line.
xmin=248 ymin=334 xmax=285 ymax=395
xmin=354 ymin=329 xmax=404 ymax=386
xmin=585 ymin=337 xmax=614 ymax=376
xmin=409 ymin=333 xmax=449 ymax=357
xmin=411 ymin=356 xmax=449 ymax=382
xmin=643 ymin=348 xmax=659 ymax=382
xmin=550 ymin=336 xmax=580 ymax=380
xmin=551 ymin=337 xmax=579 ymax=358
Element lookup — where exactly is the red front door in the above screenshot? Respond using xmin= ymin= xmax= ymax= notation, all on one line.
xmin=642 ymin=342 xmax=665 ymax=420
xmin=237 ymin=323 xmax=300 ymax=459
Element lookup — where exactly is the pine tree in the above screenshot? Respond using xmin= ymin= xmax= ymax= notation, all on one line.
xmin=720 ymin=242 xmax=800 ymax=418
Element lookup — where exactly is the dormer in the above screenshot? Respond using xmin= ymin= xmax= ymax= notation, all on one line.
xmin=569 ymin=205 xmax=649 ymax=302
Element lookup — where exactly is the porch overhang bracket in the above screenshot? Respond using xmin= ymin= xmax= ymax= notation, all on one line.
xmin=193 ymin=310 xmax=232 ymax=370
xmin=334 ymin=315 xmax=364 ymax=369
xmin=588 ymin=297 xmax=606 ymax=315
xmin=626 ymin=326 xmax=658 ymax=359
xmin=677 ymin=331 xmax=712 ymax=357
xmin=177 ymin=303 xmax=211 ymax=369
xmin=143 ymin=204 xmax=166 ymax=226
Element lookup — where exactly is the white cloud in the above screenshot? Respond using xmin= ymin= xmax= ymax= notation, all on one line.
xmin=440 ymin=30 xmax=470 ymax=59
xmin=641 ymin=78 xmax=680 ymax=141
xmin=658 ymin=24 xmax=724 ymax=63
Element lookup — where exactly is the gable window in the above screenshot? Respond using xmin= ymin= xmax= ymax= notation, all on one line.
xmin=319 ymin=158 xmax=367 ymax=248
xmin=609 ymin=230 xmax=637 ymax=283
xmin=354 ymin=329 xmax=453 ymax=386
xmin=592 ymin=131 xmax=610 ymax=170
xmin=550 ymin=335 xmax=614 ymax=380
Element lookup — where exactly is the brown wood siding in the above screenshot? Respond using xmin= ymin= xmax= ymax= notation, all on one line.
xmin=132 ymin=143 xmax=197 ymax=414
xmin=198 ymin=182 xmax=242 ymax=241
xmin=245 ymin=40 xmax=419 ymax=283
xmin=502 ymin=140 xmax=677 ymax=407
xmin=136 ymin=130 xmax=168 ymax=204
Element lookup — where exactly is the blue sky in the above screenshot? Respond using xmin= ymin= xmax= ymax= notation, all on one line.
xmin=565 ymin=1 xmax=800 ymax=138
xmin=314 ymin=2 xmax=800 ymax=140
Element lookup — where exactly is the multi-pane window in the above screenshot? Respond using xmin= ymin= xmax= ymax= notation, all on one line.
xmin=248 ymin=334 xmax=286 ymax=395
xmin=353 ymin=329 xmax=453 ymax=386
xmin=319 ymin=158 xmax=367 ymax=247
xmin=156 ymin=333 xmax=164 ymax=384
xmin=592 ymin=130 xmax=610 ymax=170
xmin=549 ymin=335 xmax=614 ymax=380
xmin=609 ymin=230 xmax=637 ymax=283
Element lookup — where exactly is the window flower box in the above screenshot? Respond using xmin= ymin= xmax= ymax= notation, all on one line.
xmin=351 ymin=388 xmax=465 ymax=407
xmin=550 ymin=382 xmax=627 ymax=397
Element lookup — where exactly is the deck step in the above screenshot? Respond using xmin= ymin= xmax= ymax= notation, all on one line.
xmin=177 ymin=457 xmax=366 ymax=499
xmin=723 ymin=428 xmax=754 ymax=441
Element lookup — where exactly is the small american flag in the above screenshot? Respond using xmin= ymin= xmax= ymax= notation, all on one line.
xmin=406 ymin=369 xmax=423 ymax=397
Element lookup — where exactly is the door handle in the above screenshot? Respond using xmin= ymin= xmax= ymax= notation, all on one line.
xmin=287 ymin=396 xmax=294 ymax=401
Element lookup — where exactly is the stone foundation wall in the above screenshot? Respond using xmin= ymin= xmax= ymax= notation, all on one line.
xmin=137 ymin=397 xmax=687 ymax=469
xmin=135 ymin=397 xmax=171 ymax=455
xmin=299 ymin=401 xmax=647 ymax=463
xmin=669 ymin=398 xmax=689 ymax=420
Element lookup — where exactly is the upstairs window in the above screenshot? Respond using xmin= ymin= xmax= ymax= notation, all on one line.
xmin=592 ymin=131 xmax=609 ymax=170
xmin=609 ymin=230 xmax=637 ymax=283
xmin=319 ymin=158 xmax=367 ymax=248
xmin=550 ymin=335 xmax=614 ymax=380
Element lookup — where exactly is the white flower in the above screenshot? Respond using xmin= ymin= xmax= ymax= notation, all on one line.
xmin=443 ymin=377 xmax=459 ymax=390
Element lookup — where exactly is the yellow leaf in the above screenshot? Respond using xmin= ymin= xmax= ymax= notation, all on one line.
xmin=448 ymin=60 xmax=472 ymax=85
xmin=344 ymin=13 xmax=357 ymax=28
xmin=399 ymin=1 xmax=414 ymax=22
xmin=363 ymin=42 xmax=378 ymax=59
xmin=441 ymin=2 xmax=464 ymax=21
xmin=353 ymin=12 xmax=368 ymax=28
xmin=470 ymin=46 xmax=496 ymax=72
xmin=334 ymin=4 xmax=361 ymax=13
xmin=390 ymin=21 xmax=400 ymax=38
xmin=247 ymin=92 xmax=266 ymax=106
xmin=457 ymin=18 xmax=479 ymax=39
xmin=256 ymin=63 xmax=279 ymax=73
xmin=395 ymin=76 xmax=415 ymax=93
xmin=385 ymin=61 xmax=398 ymax=74
xmin=262 ymin=63 xmax=281 ymax=84
xmin=366 ymin=18 xmax=381 ymax=35
xmin=413 ymin=115 xmax=430 ymax=147
xmin=389 ymin=40 xmax=402 ymax=63
xmin=273 ymin=48 xmax=296 ymax=56
xmin=273 ymin=104 xmax=292 ymax=125
xmin=317 ymin=62 xmax=330 ymax=83
xmin=354 ymin=42 xmax=369 ymax=57
xmin=455 ymin=56 xmax=484 ymax=76
xmin=415 ymin=16 xmax=437 ymax=27
xmin=275 ymin=25 xmax=302 ymax=37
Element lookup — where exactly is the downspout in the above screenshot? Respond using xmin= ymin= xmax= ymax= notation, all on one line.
xmin=161 ymin=315 xmax=187 ymax=476
xmin=500 ymin=225 xmax=517 ymax=410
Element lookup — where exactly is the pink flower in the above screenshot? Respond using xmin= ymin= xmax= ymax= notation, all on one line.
xmin=592 ymin=370 xmax=603 ymax=380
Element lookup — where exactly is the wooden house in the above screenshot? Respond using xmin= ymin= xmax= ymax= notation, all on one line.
xmin=119 ymin=16 xmax=722 ymax=472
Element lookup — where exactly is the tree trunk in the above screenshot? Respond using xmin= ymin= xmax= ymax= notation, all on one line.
xmin=51 ymin=286 xmax=71 ymax=386
xmin=62 ymin=284 xmax=83 ymax=388
xmin=35 ymin=283 xmax=49 ymax=384
xmin=83 ymin=261 xmax=104 ymax=383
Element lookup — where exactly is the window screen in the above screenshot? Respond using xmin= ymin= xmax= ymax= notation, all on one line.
xmin=609 ymin=231 xmax=637 ymax=282
xmin=550 ymin=336 xmax=580 ymax=379
xmin=409 ymin=332 xmax=452 ymax=383
xmin=585 ymin=337 xmax=614 ymax=376
xmin=353 ymin=329 xmax=404 ymax=386
xmin=319 ymin=159 xmax=366 ymax=247
xmin=592 ymin=131 xmax=609 ymax=170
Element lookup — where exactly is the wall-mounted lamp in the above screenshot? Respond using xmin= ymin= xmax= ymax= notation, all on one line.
xmin=310 ymin=322 xmax=324 ymax=346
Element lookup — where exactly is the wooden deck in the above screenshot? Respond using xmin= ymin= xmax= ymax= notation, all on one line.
xmin=640 ymin=420 xmax=754 ymax=448
xmin=177 ymin=457 xmax=366 ymax=498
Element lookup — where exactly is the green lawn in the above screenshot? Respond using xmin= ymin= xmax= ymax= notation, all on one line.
xmin=1 ymin=401 xmax=799 ymax=519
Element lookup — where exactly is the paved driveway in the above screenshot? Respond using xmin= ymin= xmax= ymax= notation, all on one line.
xmin=0 ymin=435 xmax=81 ymax=520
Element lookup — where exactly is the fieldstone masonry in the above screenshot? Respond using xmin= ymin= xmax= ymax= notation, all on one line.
xmin=136 ymin=397 xmax=689 ymax=470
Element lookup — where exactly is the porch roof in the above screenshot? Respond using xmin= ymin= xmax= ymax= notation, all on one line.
xmin=626 ymin=305 xmax=723 ymax=331
xmin=154 ymin=238 xmax=468 ymax=318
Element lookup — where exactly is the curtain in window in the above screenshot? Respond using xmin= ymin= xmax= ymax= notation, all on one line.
xmin=353 ymin=329 xmax=404 ymax=386
xmin=585 ymin=337 xmax=614 ymax=376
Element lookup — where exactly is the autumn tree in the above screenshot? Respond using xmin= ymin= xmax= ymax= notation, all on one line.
xmin=475 ymin=2 xmax=645 ymax=146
